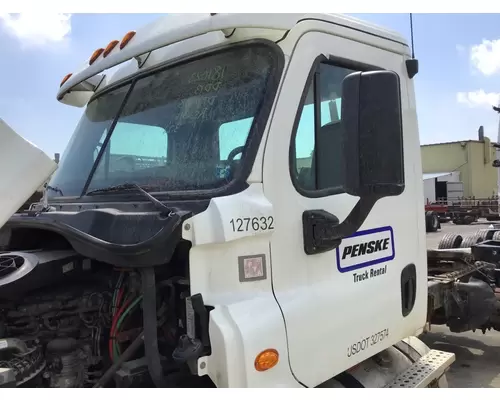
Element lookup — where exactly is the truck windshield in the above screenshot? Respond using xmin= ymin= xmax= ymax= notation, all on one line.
xmin=48 ymin=43 xmax=281 ymax=198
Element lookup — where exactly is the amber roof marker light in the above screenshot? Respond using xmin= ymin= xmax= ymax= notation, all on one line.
xmin=89 ymin=48 xmax=104 ymax=65
xmin=120 ymin=31 xmax=136 ymax=50
xmin=103 ymin=40 xmax=119 ymax=58
xmin=60 ymin=73 xmax=72 ymax=87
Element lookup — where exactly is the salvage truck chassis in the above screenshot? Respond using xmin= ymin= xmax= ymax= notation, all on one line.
xmin=425 ymin=197 xmax=500 ymax=226
xmin=427 ymin=231 xmax=500 ymax=334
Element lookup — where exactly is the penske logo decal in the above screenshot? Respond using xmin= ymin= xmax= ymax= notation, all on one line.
xmin=336 ymin=226 xmax=395 ymax=273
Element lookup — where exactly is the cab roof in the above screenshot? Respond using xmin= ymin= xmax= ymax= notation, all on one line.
xmin=57 ymin=13 xmax=409 ymax=107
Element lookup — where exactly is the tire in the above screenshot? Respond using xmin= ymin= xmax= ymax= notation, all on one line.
xmin=486 ymin=229 xmax=498 ymax=240
xmin=474 ymin=229 xmax=489 ymax=243
xmin=426 ymin=212 xmax=439 ymax=233
xmin=460 ymin=234 xmax=482 ymax=248
xmin=438 ymin=233 xmax=463 ymax=249
xmin=463 ymin=215 xmax=475 ymax=225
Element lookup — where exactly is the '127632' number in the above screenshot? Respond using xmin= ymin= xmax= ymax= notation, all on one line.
xmin=230 ymin=217 xmax=274 ymax=232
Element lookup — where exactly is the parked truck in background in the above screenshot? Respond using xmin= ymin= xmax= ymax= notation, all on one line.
xmin=4 ymin=12 xmax=500 ymax=389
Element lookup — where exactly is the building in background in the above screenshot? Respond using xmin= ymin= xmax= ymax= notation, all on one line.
xmin=421 ymin=127 xmax=498 ymax=200
xmin=422 ymin=171 xmax=463 ymax=204
xmin=493 ymin=104 xmax=500 ymax=198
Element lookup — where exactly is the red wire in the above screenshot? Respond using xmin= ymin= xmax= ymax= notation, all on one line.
xmin=108 ymin=287 xmax=124 ymax=361
xmin=109 ymin=297 xmax=132 ymax=361
xmin=115 ymin=288 xmax=124 ymax=313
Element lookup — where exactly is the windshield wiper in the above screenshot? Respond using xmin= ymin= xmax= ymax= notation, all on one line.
xmin=86 ymin=183 xmax=173 ymax=216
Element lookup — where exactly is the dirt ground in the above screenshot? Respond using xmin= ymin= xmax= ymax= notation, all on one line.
xmin=424 ymin=220 xmax=500 ymax=388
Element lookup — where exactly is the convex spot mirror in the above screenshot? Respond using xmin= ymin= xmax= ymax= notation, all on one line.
xmin=340 ymin=70 xmax=405 ymax=199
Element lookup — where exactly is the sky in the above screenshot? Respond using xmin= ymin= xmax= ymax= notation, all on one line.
xmin=1 ymin=13 xmax=500 ymax=159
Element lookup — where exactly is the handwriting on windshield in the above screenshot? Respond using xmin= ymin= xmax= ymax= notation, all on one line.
xmin=128 ymin=48 xmax=272 ymax=136
xmin=188 ymin=65 xmax=226 ymax=84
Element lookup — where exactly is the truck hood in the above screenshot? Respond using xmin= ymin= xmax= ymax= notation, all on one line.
xmin=0 ymin=119 xmax=57 ymax=228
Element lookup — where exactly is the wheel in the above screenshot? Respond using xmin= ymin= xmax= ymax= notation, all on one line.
xmin=438 ymin=233 xmax=463 ymax=249
xmin=426 ymin=212 xmax=440 ymax=233
xmin=460 ymin=234 xmax=482 ymax=248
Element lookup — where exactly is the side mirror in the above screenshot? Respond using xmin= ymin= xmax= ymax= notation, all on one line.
xmin=341 ymin=70 xmax=405 ymax=199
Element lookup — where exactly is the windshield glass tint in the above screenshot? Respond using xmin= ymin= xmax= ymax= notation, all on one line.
xmin=48 ymin=44 xmax=278 ymax=197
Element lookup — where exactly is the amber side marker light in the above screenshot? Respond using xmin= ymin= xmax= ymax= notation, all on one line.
xmin=103 ymin=40 xmax=119 ymax=57
xmin=89 ymin=48 xmax=105 ymax=65
xmin=60 ymin=73 xmax=72 ymax=87
xmin=120 ymin=31 xmax=136 ymax=49
xmin=254 ymin=349 xmax=279 ymax=372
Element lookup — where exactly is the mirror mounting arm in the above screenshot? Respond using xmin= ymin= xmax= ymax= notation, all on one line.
xmin=302 ymin=196 xmax=379 ymax=255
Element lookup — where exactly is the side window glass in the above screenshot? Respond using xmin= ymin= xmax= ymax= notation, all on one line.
xmin=292 ymin=62 xmax=356 ymax=193
xmin=294 ymin=85 xmax=316 ymax=190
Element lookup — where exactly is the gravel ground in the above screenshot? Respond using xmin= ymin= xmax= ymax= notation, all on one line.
xmin=423 ymin=220 xmax=500 ymax=388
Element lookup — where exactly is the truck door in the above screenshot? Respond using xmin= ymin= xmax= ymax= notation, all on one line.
xmin=262 ymin=29 xmax=427 ymax=387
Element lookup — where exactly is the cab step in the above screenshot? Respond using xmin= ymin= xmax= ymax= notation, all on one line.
xmin=385 ymin=349 xmax=455 ymax=388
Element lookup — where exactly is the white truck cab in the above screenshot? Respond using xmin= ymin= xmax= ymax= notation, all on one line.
xmin=0 ymin=13 xmax=454 ymax=388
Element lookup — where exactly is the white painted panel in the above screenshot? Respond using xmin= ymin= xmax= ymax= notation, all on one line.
xmin=423 ymin=178 xmax=436 ymax=204
xmin=0 ymin=119 xmax=57 ymax=227
xmin=447 ymin=182 xmax=464 ymax=201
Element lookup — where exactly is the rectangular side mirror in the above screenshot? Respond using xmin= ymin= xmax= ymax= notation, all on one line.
xmin=341 ymin=70 xmax=405 ymax=199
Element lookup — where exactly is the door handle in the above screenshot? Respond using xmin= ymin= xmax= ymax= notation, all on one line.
xmin=401 ymin=263 xmax=417 ymax=317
